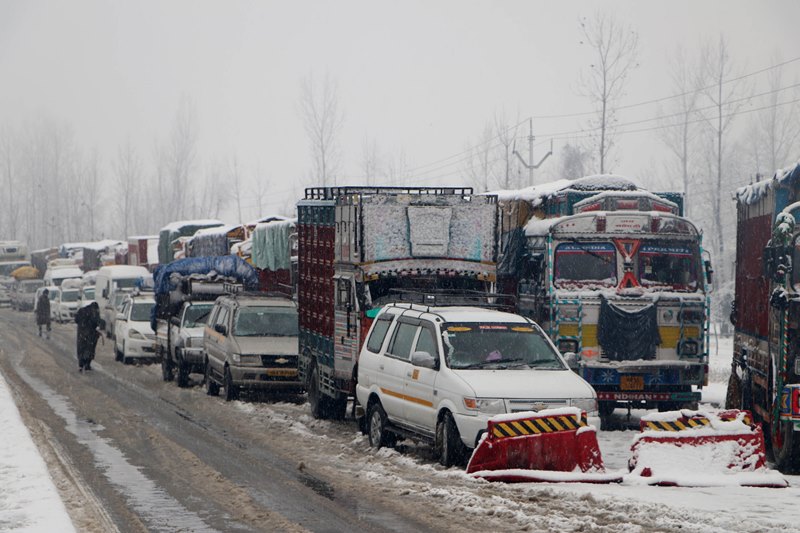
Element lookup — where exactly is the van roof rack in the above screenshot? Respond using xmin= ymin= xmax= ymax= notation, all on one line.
xmin=386 ymin=289 xmax=516 ymax=311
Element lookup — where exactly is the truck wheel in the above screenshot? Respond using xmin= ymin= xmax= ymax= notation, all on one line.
xmin=176 ymin=362 xmax=190 ymax=388
xmin=367 ymin=402 xmax=394 ymax=449
xmin=115 ymin=346 xmax=123 ymax=362
xmin=772 ymin=420 xmax=800 ymax=474
xmin=223 ymin=367 xmax=239 ymax=402
xmin=327 ymin=396 xmax=348 ymax=420
xmin=308 ymin=364 xmax=325 ymax=419
xmin=161 ymin=351 xmax=174 ymax=382
xmin=436 ymin=411 xmax=466 ymax=467
xmin=598 ymin=401 xmax=616 ymax=431
xmin=205 ymin=362 xmax=219 ymax=396
xmin=725 ymin=371 xmax=742 ymax=410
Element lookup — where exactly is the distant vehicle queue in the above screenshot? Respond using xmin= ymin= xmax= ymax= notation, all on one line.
xmin=0 ymin=170 xmax=744 ymax=475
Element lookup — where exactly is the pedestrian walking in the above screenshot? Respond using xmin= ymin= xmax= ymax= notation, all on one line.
xmin=75 ymin=302 xmax=103 ymax=371
xmin=35 ymin=289 xmax=51 ymax=338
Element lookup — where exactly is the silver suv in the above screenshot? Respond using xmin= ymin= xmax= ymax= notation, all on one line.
xmin=203 ymin=293 xmax=302 ymax=401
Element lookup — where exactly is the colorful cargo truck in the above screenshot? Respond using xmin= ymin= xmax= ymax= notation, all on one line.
xmin=297 ymin=187 xmax=498 ymax=419
xmin=495 ymin=175 xmax=713 ymax=428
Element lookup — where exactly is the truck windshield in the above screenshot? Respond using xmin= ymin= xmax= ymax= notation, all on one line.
xmin=61 ymin=290 xmax=79 ymax=302
xmin=115 ymin=278 xmax=141 ymax=289
xmin=183 ymin=304 xmax=214 ymax=328
xmin=554 ymin=242 xmax=617 ymax=288
xmin=83 ymin=287 xmax=95 ymax=299
xmin=638 ymin=243 xmax=698 ymax=291
xmin=234 ymin=306 xmax=299 ymax=337
xmin=131 ymin=302 xmax=154 ymax=322
xmin=441 ymin=323 xmax=565 ymax=370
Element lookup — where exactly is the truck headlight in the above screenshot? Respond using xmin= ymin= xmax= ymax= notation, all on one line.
xmin=463 ymin=397 xmax=506 ymax=414
xmin=571 ymin=398 xmax=597 ymax=415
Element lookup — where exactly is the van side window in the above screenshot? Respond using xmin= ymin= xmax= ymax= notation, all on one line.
xmin=388 ymin=323 xmax=418 ymax=361
xmin=216 ymin=307 xmax=229 ymax=328
xmin=414 ymin=326 xmax=438 ymax=357
xmin=366 ymin=318 xmax=392 ymax=353
xmin=206 ymin=306 xmax=219 ymax=326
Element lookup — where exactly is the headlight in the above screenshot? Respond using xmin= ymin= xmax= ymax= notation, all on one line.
xmin=128 ymin=330 xmax=146 ymax=340
xmin=463 ymin=397 xmax=506 ymax=414
xmin=231 ymin=353 xmax=241 ymax=363
xmin=571 ymin=398 xmax=598 ymax=415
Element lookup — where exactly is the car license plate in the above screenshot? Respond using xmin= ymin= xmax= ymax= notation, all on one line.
xmin=267 ymin=368 xmax=297 ymax=377
xmin=620 ymin=375 xmax=644 ymax=391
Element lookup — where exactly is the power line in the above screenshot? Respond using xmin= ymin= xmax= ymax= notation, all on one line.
xmin=531 ymin=55 xmax=800 ymax=120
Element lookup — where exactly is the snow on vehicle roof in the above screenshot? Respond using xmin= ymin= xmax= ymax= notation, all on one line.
xmin=489 ymin=174 xmax=641 ymax=204
xmin=127 ymin=235 xmax=158 ymax=241
xmin=48 ymin=267 xmax=83 ymax=279
xmin=736 ymin=161 xmax=800 ymax=205
xmin=98 ymin=265 xmax=151 ymax=278
xmin=524 ymin=215 xmax=569 ymax=237
xmin=191 ymin=224 xmax=242 ymax=238
xmin=159 ymin=219 xmax=224 ymax=232
xmin=573 ymin=190 xmax=678 ymax=209
xmin=246 ymin=214 xmax=291 ymax=226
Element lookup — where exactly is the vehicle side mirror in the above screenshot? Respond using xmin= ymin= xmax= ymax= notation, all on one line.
xmin=214 ymin=323 xmax=227 ymax=336
xmin=102 ymin=288 xmax=108 ymax=299
xmin=562 ymin=351 xmax=578 ymax=370
xmin=411 ymin=351 xmax=437 ymax=369
xmin=704 ymin=259 xmax=714 ymax=285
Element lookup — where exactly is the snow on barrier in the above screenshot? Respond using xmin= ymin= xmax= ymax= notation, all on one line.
xmin=627 ymin=409 xmax=788 ymax=488
xmin=466 ymin=407 xmax=622 ymax=483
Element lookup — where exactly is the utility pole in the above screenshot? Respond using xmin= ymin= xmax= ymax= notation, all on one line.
xmin=513 ymin=118 xmax=553 ymax=186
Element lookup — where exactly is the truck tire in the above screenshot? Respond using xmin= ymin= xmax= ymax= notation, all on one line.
xmin=176 ymin=361 xmax=190 ymax=388
xmin=771 ymin=420 xmax=800 ymax=474
xmin=308 ymin=364 xmax=325 ymax=419
xmin=436 ymin=411 xmax=467 ymax=467
xmin=205 ymin=361 xmax=219 ymax=396
xmin=367 ymin=402 xmax=394 ymax=449
xmin=223 ymin=367 xmax=239 ymax=402
xmin=725 ymin=371 xmax=742 ymax=410
xmin=327 ymin=396 xmax=348 ymax=420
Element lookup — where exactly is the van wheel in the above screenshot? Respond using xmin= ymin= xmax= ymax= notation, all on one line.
xmin=205 ymin=362 xmax=219 ymax=396
xmin=436 ymin=412 xmax=467 ymax=467
xmin=223 ymin=367 xmax=239 ymax=402
xmin=308 ymin=364 xmax=325 ymax=419
xmin=367 ymin=402 xmax=394 ymax=448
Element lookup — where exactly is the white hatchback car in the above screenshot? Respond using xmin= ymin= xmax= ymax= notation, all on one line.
xmin=356 ymin=304 xmax=597 ymax=466
xmin=114 ymin=294 xmax=157 ymax=364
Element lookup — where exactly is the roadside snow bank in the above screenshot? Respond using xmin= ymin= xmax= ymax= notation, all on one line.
xmin=0 ymin=373 xmax=75 ymax=532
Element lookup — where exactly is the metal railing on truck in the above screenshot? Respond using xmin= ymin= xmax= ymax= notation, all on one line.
xmin=386 ymin=288 xmax=516 ymax=312
xmin=304 ymin=186 xmax=480 ymax=200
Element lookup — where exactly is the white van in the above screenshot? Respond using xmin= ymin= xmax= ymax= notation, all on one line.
xmin=43 ymin=266 xmax=83 ymax=287
xmin=95 ymin=265 xmax=151 ymax=333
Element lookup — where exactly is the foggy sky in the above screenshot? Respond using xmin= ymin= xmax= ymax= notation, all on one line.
xmin=0 ymin=0 xmax=798 ymax=224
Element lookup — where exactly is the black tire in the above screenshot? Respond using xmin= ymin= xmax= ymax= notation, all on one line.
xmin=176 ymin=361 xmax=190 ymax=388
xmin=725 ymin=371 xmax=742 ymax=410
xmin=436 ymin=411 xmax=467 ymax=467
xmin=115 ymin=346 xmax=123 ymax=362
xmin=205 ymin=361 xmax=220 ymax=396
xmin=308 ymin=364 xmax=325 ymax=419
xmin=367 ymin=402 xmax=394 ymax=448
xmin=161 ymin=349 xmax=174 ymax=382
xmin=223 ymin=367 xmax=239 ymax=402
xmin=771 ymin=420 xmax=800 ymax=474
xmin=122 ymin=356 xmax=131 ymax=365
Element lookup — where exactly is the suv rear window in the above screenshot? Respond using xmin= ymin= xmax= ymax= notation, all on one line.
xmin=366 ymin=318 xmax=392 ymax=353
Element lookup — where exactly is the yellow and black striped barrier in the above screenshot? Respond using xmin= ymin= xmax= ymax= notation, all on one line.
xmin=491 ymin=412 xmax=589 ymax=439
xmin=641 ymin=412 xmax=752 ymax=432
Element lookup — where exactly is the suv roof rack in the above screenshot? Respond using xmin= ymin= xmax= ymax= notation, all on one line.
xmin=386 ymin=289 xmax=516 ymax=311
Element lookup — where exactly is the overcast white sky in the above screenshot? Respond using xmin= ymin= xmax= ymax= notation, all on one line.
xmin=0 ymin=0 xmax=798 ymax=222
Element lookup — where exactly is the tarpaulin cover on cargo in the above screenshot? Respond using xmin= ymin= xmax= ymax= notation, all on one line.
xmin=252 ymin=219 xmax=296 ymax=271
xmin=152 ymin=256 xmax=259 ymax=296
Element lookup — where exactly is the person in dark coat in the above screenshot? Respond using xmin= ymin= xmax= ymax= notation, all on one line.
xmin=35 ymin=289 xmax=51 ymax=338
xmin=75 ymin=302 xmax=103 ymax=371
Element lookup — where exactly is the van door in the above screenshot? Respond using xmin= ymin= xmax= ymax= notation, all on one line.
xmin=378 ymin=319 xmax=419 ymax=425
xmin=207 ymin=306 xmax=229 ymax=374
xmin=402 ymin=323 xmax=439 ymax=433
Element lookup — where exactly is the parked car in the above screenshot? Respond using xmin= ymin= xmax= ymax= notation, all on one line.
xmin=355 ymin=304 xmax=598 ymax=467
xmin=107 ymin=290 xmax=132 ymax=339
xmin=162 ymin=300 xmax=215 ymax=387
xmin=95 ymin=265 xmax=151 ymax=335
xmin=203 ymin=293 xmax=301 ymax=401
xmin=54 ymin=285 xmax=80 ymax=323
xmin=113 ymin=293 xmax=157 ymax=364
xmin=11 ymin=279 xmax=43 ymax=311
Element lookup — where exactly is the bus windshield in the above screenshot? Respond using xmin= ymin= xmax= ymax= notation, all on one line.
xmin=554 ymin=242 xmax=617 ymax=288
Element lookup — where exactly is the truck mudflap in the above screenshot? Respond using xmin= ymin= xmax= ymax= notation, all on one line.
xmin=627 ymin=409 xmax=788 ymax=488
xmin=466 ymin=408 xmax=622 ymax=483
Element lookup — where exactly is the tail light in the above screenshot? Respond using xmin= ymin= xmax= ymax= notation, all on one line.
xmin=596 ymin=215 xmax=606 ymax=232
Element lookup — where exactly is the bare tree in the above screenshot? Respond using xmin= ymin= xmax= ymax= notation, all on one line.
xmin=113 ymin=140 xmax=142 ymax=238
xmin=386 ymin=149 xmax=409 ymax=185
xmin=697 ymin=35 xmax=749 ymax=277
xmin=579 ymin=11 xmax=639 ymax=174
xmin=0 ymin=127 xmax=19 ymax=238
xmin=753 ymin=53 xmax=800 ymax=174
xmin=462 ymin=121 xmax=496 ymax=191
xmin=492 ymin=110 xmax=521 ymax=189
xmin=360 ymin=135 xmax=382 ymax=186
xmin=196 ymin=160 xmax=227 ymax=220
xmin=160 ymin=97 xmax=198 ymax=219
xmin=658 ymin=46 xmax=704 ymax=215
xmin=559 ymin=142 xmax=592 ymax=180
xmin=250 ymin=164 xmax=269 ymax=219
xmin=229 ymin=154 xmax=244 ymax=223
xmin=299 ymin=73 xmax=344 ymax=186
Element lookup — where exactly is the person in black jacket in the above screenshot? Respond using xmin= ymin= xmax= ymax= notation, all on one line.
xmin=35 ymin=289 xmax=51 ymax=338
xmin=75 ymin=302 xmax=103 ymax=371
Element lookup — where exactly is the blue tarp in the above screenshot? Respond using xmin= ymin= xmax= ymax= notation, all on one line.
xmin=152 ymin=256 xmax=259 ymax=296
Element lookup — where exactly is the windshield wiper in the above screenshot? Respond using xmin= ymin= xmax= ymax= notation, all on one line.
xmin=455 ymin=357 xmax=527 ymax=369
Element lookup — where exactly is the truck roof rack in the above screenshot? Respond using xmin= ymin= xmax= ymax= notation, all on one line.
xmin=304 ymin=186 xmax=474 ymax=200
xmin=386 ymin=289 xmax=516 ymax=311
